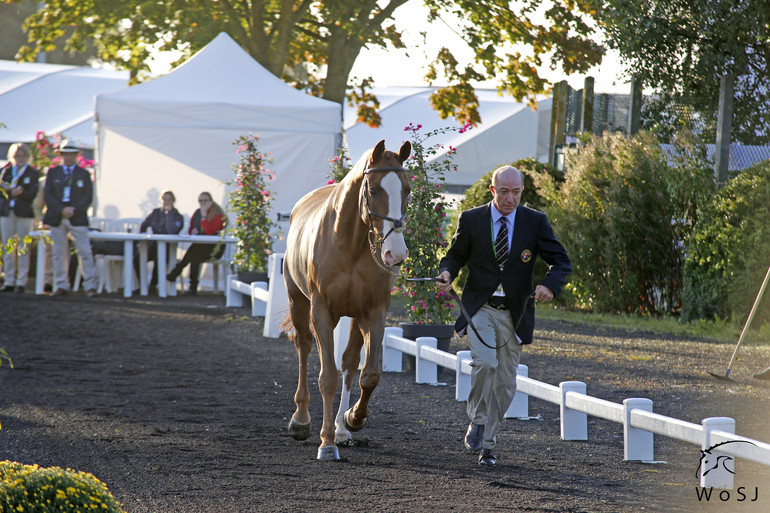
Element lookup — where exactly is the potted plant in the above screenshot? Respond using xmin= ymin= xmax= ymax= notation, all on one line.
xmin=226 ymin=134 xmax=276 ymax=283
xmin=396 ymin=123 xmax=469 ymax=353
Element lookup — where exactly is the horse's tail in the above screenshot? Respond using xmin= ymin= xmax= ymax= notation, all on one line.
xmin=279 ymin=314 xmax=295 ymax=339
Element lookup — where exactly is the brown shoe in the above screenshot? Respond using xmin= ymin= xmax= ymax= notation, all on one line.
xmin=52 ymin=289 xmax=68 ymax=296
xmin=86 ymin=289 xmax=97 ymax=297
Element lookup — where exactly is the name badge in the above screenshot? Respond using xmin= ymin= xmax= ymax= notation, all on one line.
xmin=76 ymin=180 xmax=84 ymax=188
xmin=62 ymin=186 xmax=71 ymax=203
xmin=23 ymin=177 xmax=30 ymax=184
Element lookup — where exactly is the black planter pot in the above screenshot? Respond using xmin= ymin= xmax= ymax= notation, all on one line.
xmin=236 ymin=271 xmax=269 ymax=284
xmin=399 ymin=322 xmax=455 ymax=374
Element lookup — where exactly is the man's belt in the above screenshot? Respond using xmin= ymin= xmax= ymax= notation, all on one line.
xmin=487 ymin=296 xmax=508 ymax=310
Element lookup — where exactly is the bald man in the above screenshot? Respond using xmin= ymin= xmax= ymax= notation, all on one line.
xmin=437 ymin=165 xmax=571 ymax=466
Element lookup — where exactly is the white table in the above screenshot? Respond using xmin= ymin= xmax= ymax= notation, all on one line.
xmin=31 ymin=231 xmax=236 ymax=298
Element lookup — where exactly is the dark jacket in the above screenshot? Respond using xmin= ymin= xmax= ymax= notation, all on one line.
xmin=439 ymin=203 xmax=572 ymax=345
xmin=140 ymin=207 xmax=184 ymax=235
xmin=43 ymin=165 xmax=93 ymax=227
xmin=0 ymin=163 xmax=40 ymax=218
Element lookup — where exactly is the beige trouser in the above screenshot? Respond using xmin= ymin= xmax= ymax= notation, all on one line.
xmin=1 ymin=213 xmax=35 ymax=288
xmin=466 ymin=304 xmax=523 ymax=450
xmin=50 ymin=219 xmax=97 ymax=292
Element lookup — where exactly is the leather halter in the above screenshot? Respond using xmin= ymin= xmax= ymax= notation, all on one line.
xmin=362 ymin=166 xmax=408 ymax=270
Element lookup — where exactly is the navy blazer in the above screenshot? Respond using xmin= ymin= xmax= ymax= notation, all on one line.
xmin=439 ymin=203 xmax=571 ymax=345
xmin=0 ymin=163 xmax=40 ymax=218
xmin=43 ymin=165 xmax=93 ymax=227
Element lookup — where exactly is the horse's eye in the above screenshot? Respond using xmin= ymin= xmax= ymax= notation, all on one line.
xmin=369 ymin=187 xmax=377 ymax=196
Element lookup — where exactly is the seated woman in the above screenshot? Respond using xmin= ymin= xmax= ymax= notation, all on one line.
xmin=166 ymin=191 xmax=227 ymax=295
xmin=134 ymin=190 xmax=184 ymax=294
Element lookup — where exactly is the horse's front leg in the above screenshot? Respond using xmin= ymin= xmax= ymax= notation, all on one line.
xmin=344 ymin=313 xmax=384 ymax=432
xmin=310 ymin=298 xmax=341 ymax=460
xmin=335 ymin=320 xmax=364 ymax=445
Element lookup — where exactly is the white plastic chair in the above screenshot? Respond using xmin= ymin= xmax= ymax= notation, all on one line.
xmin=97 ymin=218 xmax=143 ymax=293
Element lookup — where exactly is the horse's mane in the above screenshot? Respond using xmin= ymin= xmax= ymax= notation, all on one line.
xmin=340 ymin=147 xmax=372 ymax=186
xmin=330 ymin=146 xmax=372 ymax=233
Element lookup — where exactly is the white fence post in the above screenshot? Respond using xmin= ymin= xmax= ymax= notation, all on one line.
xmin=415 ymin=337 xmax=437 ymax=384
xmin=263 ymin=253 xmax=288 ymax=338
xmin=701 ymin=417 xmax=736 ymax=489
xmin=225 ymin=274 xmax=242 ymax=307
xmin=505 ymin=364 xmax=529 ymax=418
xmin=251 ymin=282 xmax=267 ymax=317
xmin=456 ymin=350 xmax=471 ymax=401
xmin=333 ymin=316 xmax=351 ymax=369
xmin=333 ymin=316 xmax=365 ymax=370
xmin=382 ymin=327 xmax=403 ymax=372
xmin=560 ymin=381 xmax=588 ymax=440
xmin=623 ymin=398 xmax=654 ymax=461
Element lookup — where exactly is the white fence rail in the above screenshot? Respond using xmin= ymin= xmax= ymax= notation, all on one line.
xmin=225 ymin=252 xmax=288 ymax=338
xmin=340 ymin=326 xmax=770 ymax=490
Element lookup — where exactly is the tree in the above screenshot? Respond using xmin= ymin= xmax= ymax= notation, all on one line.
xmin=7 ymin=0 xmax=604 ymax=127
xmin=592 ymin=0 xmax=770 ymax=144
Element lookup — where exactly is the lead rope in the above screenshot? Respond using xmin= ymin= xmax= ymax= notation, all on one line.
xmin=405 ymin=277 xmax=534 ymax=349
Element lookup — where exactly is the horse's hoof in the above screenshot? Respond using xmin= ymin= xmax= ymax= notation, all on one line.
xmin=317 ymin=445 xmax=340 ymax=461
xmin=288 ymin=418 xmax=311 ymax=441
xmin=343 ymin=408 xmax=367 ymax=432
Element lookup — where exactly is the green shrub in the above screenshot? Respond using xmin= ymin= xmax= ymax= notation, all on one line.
xmin=541 ymin=131 xmax=713 ymax=315
xmin=683 ymin=160 xmax=770 ymax=323
xmin=0 ymin=460 xmax=125 ymax=512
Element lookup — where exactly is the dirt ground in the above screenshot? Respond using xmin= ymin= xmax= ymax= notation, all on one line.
xmin=1 ymin=290 xmax=770 ymax=512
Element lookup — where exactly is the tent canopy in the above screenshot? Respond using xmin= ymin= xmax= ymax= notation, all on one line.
xmin=0 ymin=60 xmax=128 ymax=150
xmin=95 ymin=32 xmax=341 ymax=222
xmin=343 ymin=87 xmax=552 ymax=189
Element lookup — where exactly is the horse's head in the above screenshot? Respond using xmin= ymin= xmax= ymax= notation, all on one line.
xmin=362 ymin=139 xmax=412 ymax=268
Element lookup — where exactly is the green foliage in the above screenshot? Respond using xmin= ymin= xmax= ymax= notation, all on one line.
xmin=226 ymin=135 xmax=275 ymax=273
xmin=544 ymin=131 xmax=713 ymax=315
xmin=12 ymin=0 xmax=603 ymax=127
xmin=395 ymin=124 xmax=463 ymax=324
xmin=326 ymin=144 xmax=352 ymax=184
xmin=593 ymin=0 xmax=770 ymax=144
xmin=683 ymin=160 xmax=770 ymax=324
xmin=0 ymin=460 xmax=126 ymax=512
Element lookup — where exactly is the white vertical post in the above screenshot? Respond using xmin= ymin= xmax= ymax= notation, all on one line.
xmin=623 ymin=398 xmax=654 ymax=461
xmin=505 ymin=364 xmax=529 ymax=418
xmin=123 ymin=239 xmax=134 ymax=298
xmin=225 ymin=274 xmax=242 ymax=307
xmin=415 ymin=337 xmax=437 ymax=384
xmin=263 ymin=253 xmax=288 ymax=338
xmin=35 ymin=238 xmax=47 ymax=295
xmin=701 ymin=417 xmax=736 ymax=489
xmin=560 ymin=381 xmax=587 ymax=440
xmin=251 ymin=282 xmax=268 ymax=317
xmin=382 ymin=327 xmax=403 ymax=372
xmin=455 ymin=351 xmax=471 ymax=401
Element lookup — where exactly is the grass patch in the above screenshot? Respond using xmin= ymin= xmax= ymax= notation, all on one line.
xmin=537 ymin=305 xmax=770 ymax=345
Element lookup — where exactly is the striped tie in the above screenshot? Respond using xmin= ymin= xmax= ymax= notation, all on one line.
xmin=495 ymin=217 xmax=508 ymax=269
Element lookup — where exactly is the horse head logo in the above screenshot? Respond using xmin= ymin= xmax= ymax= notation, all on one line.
xmin=695 ymin=440 xmax=757 ymax=478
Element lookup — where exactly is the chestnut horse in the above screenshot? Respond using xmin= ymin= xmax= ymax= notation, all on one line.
xmin=283 ymin=140 xmax=411 ymax=460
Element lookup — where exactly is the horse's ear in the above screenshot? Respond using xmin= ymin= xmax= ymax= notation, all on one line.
xmin=398 ymin=141 xmax=412 ymax=162
xmin=371 ymin=140 xmax=386 ymax=163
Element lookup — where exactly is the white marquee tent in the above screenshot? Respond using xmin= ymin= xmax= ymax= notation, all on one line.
xmin=95 ymin=32 xmax=341 ymax=221
xmin=343 ymin=87 xmax=553 ymax=190
xmin=0 ymin=60 xmax=128 ymax=152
